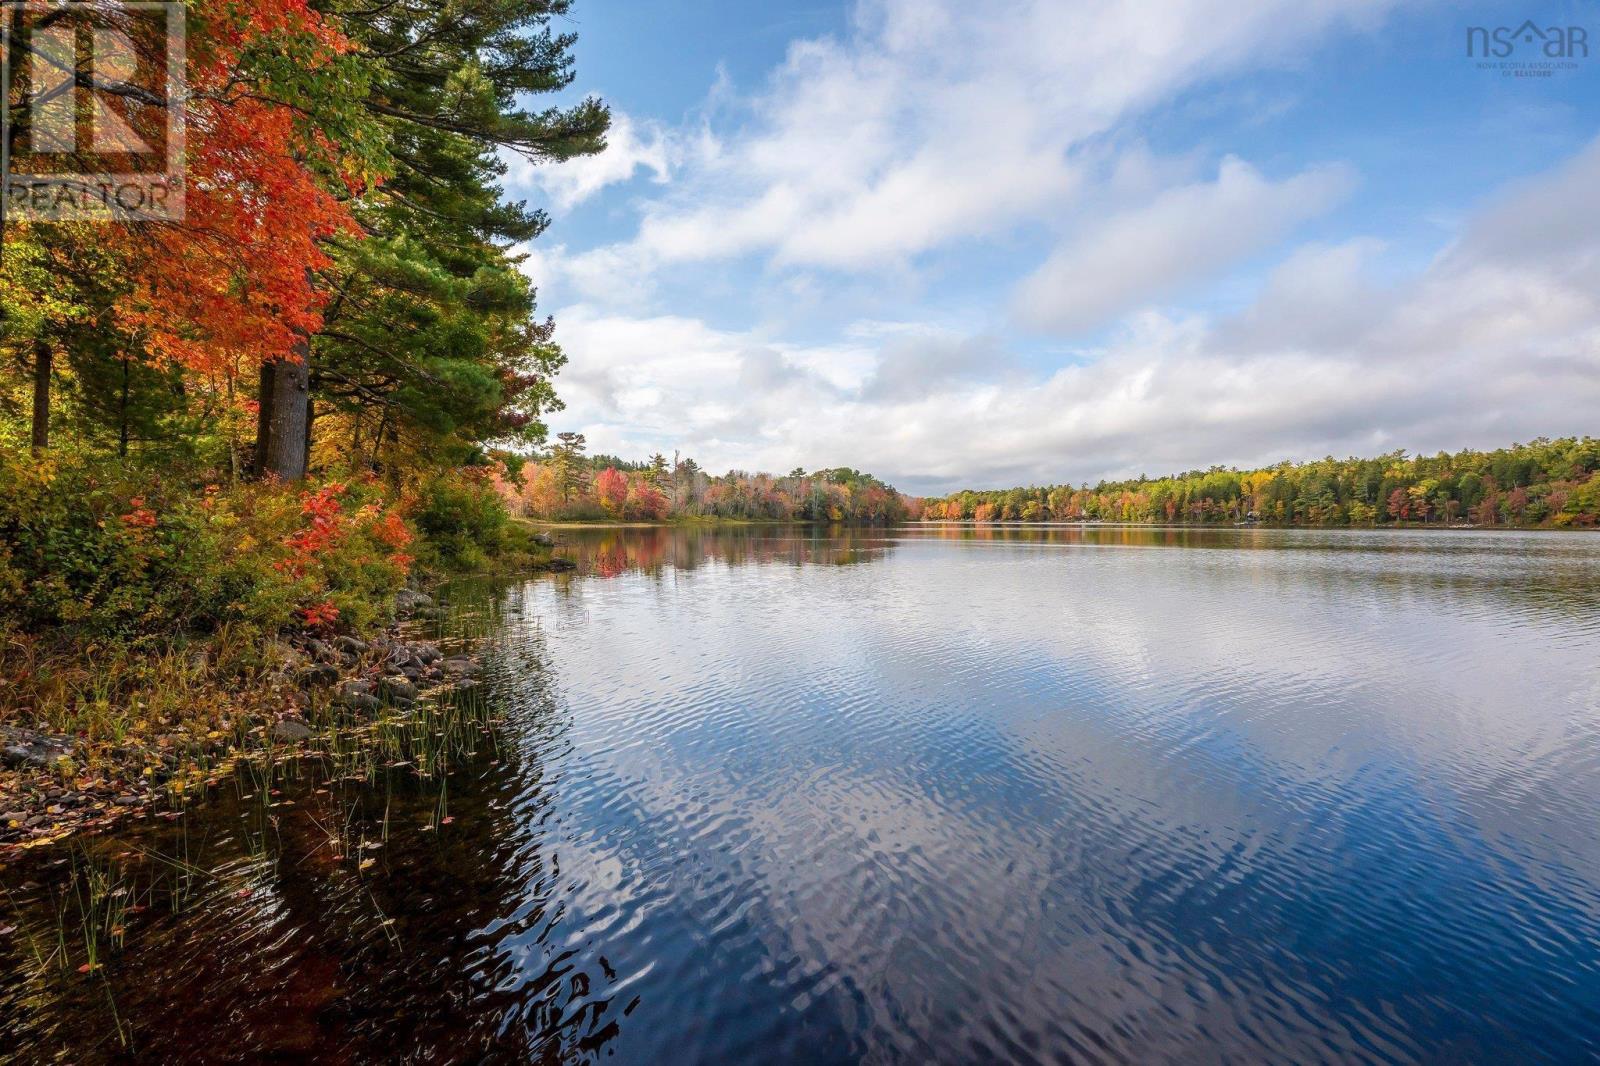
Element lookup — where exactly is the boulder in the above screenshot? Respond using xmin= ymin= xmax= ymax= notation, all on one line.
xmin=299 ymin=664 xmax=341 ymax=688
xmin=378 ymin=676 xmax=417 ymax=703
xmin=336 ymin=693 xmax=383 ymax=714
xmin=394 ymin=589 xmax=435 ymax=616
xmin=272 ymin=719 xmax=314 ymax=742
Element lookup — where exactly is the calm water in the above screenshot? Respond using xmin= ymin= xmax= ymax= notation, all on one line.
xmin=5 ymin=525 xmax=1600 ymax=1063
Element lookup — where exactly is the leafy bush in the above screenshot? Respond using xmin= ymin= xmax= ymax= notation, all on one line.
xmin=0 ymin=450 xmax=413 ymax=640
xmin=409 ymin=471 xmax=513 ymax=571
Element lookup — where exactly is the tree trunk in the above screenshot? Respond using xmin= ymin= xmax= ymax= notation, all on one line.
xmin=118 ymin=356 xmax=131 ymax=457
xmin=263 ymin=347 xmax=310 ymax=481
xmin=254 ymin=360 xmax=275 ymax=475
xmin=261 ymin=268 xmax=317 ymax=480
xmin=30 ymin=339 xmax=51 ymax=452
xmin=301 ymin=395 xmax=315 ymax=479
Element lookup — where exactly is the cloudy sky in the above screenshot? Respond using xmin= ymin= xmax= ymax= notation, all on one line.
xmin=508 ymin=0 xmax=1600 ymax=494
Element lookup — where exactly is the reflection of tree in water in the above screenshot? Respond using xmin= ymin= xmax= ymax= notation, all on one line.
xmin=0 ymin=613 xmax=624 ymax=1064
xmin=565 ymin=525 xmax=898 ymax=580
xmin=906 ymin=523 xmax=1600 ymax=628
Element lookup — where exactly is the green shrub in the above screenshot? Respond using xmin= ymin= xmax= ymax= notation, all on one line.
xmin=0 ymin=450 xmax=413 ymax=640
xmin=409 ymin=472 xmax=511 ymax=571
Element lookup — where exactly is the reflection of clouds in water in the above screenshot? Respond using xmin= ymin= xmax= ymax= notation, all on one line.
xmin=499 ymin=528 xmax=1600 ymax=1061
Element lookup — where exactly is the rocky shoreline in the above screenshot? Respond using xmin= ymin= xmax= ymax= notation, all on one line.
xmin=1 ymin=588 xmax=488 ymax=850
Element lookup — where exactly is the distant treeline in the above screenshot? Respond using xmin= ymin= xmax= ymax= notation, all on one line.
xmin=923 ymin=438 xmax=1600 ymax=528
xmin=496 ymin=434 xmax=914 ymax=523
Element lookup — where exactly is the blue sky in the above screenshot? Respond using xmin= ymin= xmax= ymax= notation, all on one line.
xmin=506 ymin=0 xmax=1600 ymax=493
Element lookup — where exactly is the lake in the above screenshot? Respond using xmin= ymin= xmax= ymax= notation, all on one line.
xmin=4 ymin=525 xmax=1600 ymax=1063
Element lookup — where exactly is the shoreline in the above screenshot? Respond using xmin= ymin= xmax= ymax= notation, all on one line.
xmin=908 ymin=520 xmax=1596 ymax=533
xmin=0 ymin=557 xmax=573 ymax=854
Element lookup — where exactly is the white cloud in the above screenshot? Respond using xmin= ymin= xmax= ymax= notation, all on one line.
xmin=1012 ymin=157 xmax=1357 ymax=332
xmin=544 ymin=136 xmax=1600 ymax=492
xmin=521 ymin=242 xmax=657 ymax=308
xmin=525 ymin=0 xmax=1403 ymax=311
xmin=505 ymin=112 xmax=678 ymax=211
xmin=511 ymin=0 xmax=1597 ymax=491
xmin=597 ymin=0 xmax=1400 ymax=276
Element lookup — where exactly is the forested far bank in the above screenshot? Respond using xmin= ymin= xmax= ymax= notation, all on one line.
xmin=924 ymin=438 xmax=1600 ymax=528
xmin=493 ymin=438 xmax=917 ymax=524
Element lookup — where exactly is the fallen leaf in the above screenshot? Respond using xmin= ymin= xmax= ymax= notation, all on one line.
xmin=359 ymin=858 xmax=375 ymax=871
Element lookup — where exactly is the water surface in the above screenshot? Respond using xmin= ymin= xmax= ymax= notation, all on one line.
xmin=5 ymin=525 xmax=1600 ymax=1063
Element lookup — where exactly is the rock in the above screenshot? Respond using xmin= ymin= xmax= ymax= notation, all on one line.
xmin=270 ymin=641 xmax=308 ymax=669
xmin=532 ymin=531 xmax=555 ymax=548
xmin=335 ymin=693 xmax=383 ymax=714
xmin=378 ymin=676 xmax=417 ymax=703
xmin=401 ymin=665 xmax=423 ymax=682
xmin=306 ymin=638 xmax=336 ymax=663
xmin=1 ymin=726 xmax=75 ymax=769
xmin=272 ymin=719 xmax=314 ymax=742
xmin=299 ymin=664 xmax=341 ymax=688
xmin=339 ymin=679 xmax=374 ymax=699
xmin=412 ymin=643 xmax=442 ymax=665
xmin=335 ymin=636 xmax=369 ymax=655
xmin=394 ymin=589 xmax=435 ymax=616
xmin=440 ymin=657 xmax=478 ymax=677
